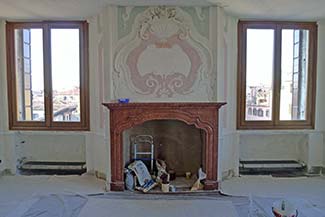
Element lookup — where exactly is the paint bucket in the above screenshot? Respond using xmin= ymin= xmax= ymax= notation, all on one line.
xmin=169 ymin=185 xmax=176 ymax=192
xmin=161 ymin=183 xmax=170 ymax=193
xmin=272 ymin=200 xmax=298 ymax=217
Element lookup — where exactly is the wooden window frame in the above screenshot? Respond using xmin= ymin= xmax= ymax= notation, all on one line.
xmin=237 ymin=21 xmax=317 ymax=130
xmin=6 ymin=21 xmax=90 ymax=131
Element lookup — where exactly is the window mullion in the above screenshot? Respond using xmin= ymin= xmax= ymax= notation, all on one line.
xmin=273 ymin=25 xmax=282 ymax=126
xmin=308 ymin=26 xmax=317 ymax=127
xmin=43 ymin=24 xmax=53 ymax=128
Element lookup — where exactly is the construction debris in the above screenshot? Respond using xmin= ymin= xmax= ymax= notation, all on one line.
xmin=191 ymin=167 xmax=206 ymax=191
xmin=156 ymin=159 xmax=170 ymax=184
xmin=125 ymin=160 xmax=207 ymax=193
xmin=127 ymin=160 xmax=157 ymax=193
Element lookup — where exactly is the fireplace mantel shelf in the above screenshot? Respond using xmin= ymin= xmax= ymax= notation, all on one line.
xmin=103 ymin=102 xmax=226 ymax=191
xmin=103 ymin=102 xmax=226 ymax=109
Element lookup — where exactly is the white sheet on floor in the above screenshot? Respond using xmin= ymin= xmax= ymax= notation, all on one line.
xmin=6 ymin=195 xmax=239 ymax=217
xmin=5 ymin=194 xmax=87 ymax=217
xmin=79 ymin=198 xmax=239 ymax=217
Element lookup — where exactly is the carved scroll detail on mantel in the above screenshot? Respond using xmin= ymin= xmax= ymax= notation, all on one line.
xmin=114 ymin=6 xmax=213 ymax=98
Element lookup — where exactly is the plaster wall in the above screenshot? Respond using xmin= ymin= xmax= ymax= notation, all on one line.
xmin=239 ymin=133 xmax=308 ymax=161
xmin=0 ymin=132 xmax=15 ymax=173
xmin=81 ymin=6 xmax=239 ymax=184
xmin=0 ymin=20 xmax=15 ymax=173
xmin=14 ymin=133 xmax=86 ymax=163
xmin=216 ymin=11 xmax=239 ymax=178
xmin=85 ymin=7 xmax=114 ymax=179
xmin=1 ymin=5 xmax=324 ymax=185
xmin=315 ymin=21 xmax=325 ymax=132
xmin=0 ymin=20 xmax=6 ymax=172
xmin=316 ymin=20 xmax=325 ymax=167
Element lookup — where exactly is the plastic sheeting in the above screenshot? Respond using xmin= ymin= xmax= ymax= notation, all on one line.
xmin=6 ymin=194 xmax=87 ymax=217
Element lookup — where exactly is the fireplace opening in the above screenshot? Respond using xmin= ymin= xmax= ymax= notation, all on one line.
xmin=123 ymin=120 xmax=206 ymax=192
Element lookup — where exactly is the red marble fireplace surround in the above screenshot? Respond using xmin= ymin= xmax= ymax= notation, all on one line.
xmin=102 ymin=102 xmax=226 ymax=191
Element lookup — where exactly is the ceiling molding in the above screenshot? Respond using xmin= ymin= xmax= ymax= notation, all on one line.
xmin=0 ymin=0 xmax=324 ymax=20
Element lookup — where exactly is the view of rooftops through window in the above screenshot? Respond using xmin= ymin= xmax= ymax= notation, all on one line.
xmin=14 ymin=28 xmax=80 ymax=122
xmin=245 ymin=28 xmax=309 ymax=121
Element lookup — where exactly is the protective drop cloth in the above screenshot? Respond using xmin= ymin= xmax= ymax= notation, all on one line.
xmin=6 ymin=194 xmax=87 ymax=217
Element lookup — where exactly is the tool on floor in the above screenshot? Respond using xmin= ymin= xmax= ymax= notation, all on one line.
xmin=272 ymin=200 xmax=298 ymax=217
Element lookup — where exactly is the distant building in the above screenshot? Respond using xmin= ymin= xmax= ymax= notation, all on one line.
xmin=246 ymin=85 xmax=272 ymax=120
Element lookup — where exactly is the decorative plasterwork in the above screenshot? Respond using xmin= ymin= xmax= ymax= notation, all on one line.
xmin=114 ymin=6 xmax=213 ymax=98
xmin=194 ymin=7 xmax=206 ymax=21
xmin=121 ymin=6 xmax=135 ymax=28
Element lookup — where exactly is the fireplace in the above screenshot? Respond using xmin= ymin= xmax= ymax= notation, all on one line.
xmin=102 ymin=102 xmax=226 ymax=191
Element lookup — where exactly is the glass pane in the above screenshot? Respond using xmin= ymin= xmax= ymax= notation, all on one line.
xmin=51 ymin=29 xmax=80 ymax=122
xmin=280 ymin=29 xmax=309 ymax=120
xmin=14 ymin=28 xmax=45 ymax=121
xmin=245 ymin=29 xmax=274 ymax=121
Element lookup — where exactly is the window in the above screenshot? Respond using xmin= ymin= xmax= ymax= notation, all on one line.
xmin=237 ymin=21 xmax=317 ymax=129
xmin=6 ymin=21 xmax=89 ymax=130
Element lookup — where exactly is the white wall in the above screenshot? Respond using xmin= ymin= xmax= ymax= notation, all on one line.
xmin=239 ymin=133 xmax=308 ymax=161
xmin=216 ymin=11 xmax=240 ymax=179
xmin=0 ymin=20 xmax=15 ymax=173
xmin=85 ymin=7 xmax=114 ymax=180
xmin=316 ymin=20 xmax=325 ymax=167
xmin=0 ymin=20 xmax=6 ymax=172
xmin=315 ymin=21 xmax=325 ymax=132
xmin=0 ymin=132 xmax=15 ymax=173
xmin=14 ymin=132 xmax=86 ymax=163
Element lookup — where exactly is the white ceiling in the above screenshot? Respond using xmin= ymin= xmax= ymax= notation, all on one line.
xmin=0 ymin=0 xmax=324 ymax=20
